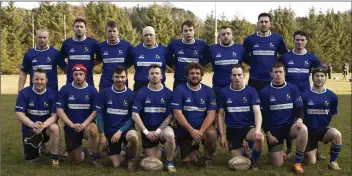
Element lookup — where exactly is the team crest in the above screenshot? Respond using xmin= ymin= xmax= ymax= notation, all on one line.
xmin=145 ymin=98 xmax=151 ymax=104
xmin=84 ymin=47 xmax=89 ymax=52
xmin=32 ymin=58 xmax=37 ymax=63
xmin=243 ymin=97 xmax=248 ymax=103
xmin=270 ymin=96 xmax=276 ymax=102
xmin=193 ymin=50 xmax=198 ymax=55
xmin=232 ymin=52 xmax=237 ymax=56
xmin=269 ymin=43 xmax=275 ymax=48
xmin=161 ymin=98 xmax=165 ymax=104
xmin=178 ymin=50 xmax=184 ymax=54
xmin=324 ymin=101 xmax=329 ymax=106
xmin=139 ymin=55 xmax=144 ymax=59
xmin=29 ymin=101 xmax=34 ymax=107
xmin=155 ymin=55 xmax=160 ymax=59
xmin=227 ymin=98 xmax=232 ymax=104
xmin=200 ymin=98 xmax=205 ymax=104
xmin=103 ymin=51 xmax=109 ymax=55
xmin=123 ymin=100 xmax=128 ymax=106
xmin=70 ymin=48 xmax=75 ymax=52
xmin=69 ymin=95 xmax=75 ymax=100
xmin=308 ymin=100 xmax=314 ymax=105
xmin=216 ymin=53 xmax=221 ymax=58
xmin=286 ymin=94 xmax=291 ymax=100
xmin=304 ymin=60 xmax=309 ymax=65
xmin=85 ymin=95 xmax=90 ymax=101
xmin=186 ymin=97 xmax=191 ymax=103
xmin=118 ymin=50 xmax=123 ymax=55
xmin=46 ymin=57 xmax=51 ymax=62
xmin=254 ymin=43 xmax=259 ymax=48
xmin=108 ymin=99 xmax=113 ymax=105
xmin=288 ymin=60 xmax=294 ymax=65
xmin=44 ymin=102 xmax=48 ymax=107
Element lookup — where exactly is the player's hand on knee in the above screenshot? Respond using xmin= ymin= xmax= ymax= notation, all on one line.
xmin=296 ymin=119 xmax=303 ymax=130
xmin=73 ymin=123 xmax=84 ymax=132
xmin=190 ymin=129 xmax=202 ymax=141
xmin=219 ymin=136 xmax=228 ymax=149
xmin=111 ymin=131 xmax=122 ymax=143
xmin=254 ymin=129 xmax=262 ymax=141
xmin=146 ymin=132 xmax=158 ymax=141
xmin=100 ymin=134 xmax=108 ymax=147
xmin=268 ymin=135 xmax=278 ymax=144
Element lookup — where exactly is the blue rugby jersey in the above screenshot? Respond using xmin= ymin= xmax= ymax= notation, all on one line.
xmin=218 ymin=84 xmax=260 ymax=128
xmin=15 ymin=86 xmax=57 ymax=136
xmin=167 ymin=39 xmax=210 ymax=81
xmin=98 ymin=40 xmax=133 ymax=89
xmin=21 ymin=47 xmax=67 ymax=91
xmin=301 ymin=88 xmax=338 ymax=132
xmin=96 ymin=86 xmax=135 ymax=134
xmin=171 ymin=83 xmax=217 ymax=134
xmin=243 ymin=32 xmax=288 ymax=81
xmin=130 ymin=43 xmax=168 ymax=84
xmin=260 ymin=82 xmax=303 ymax=131
xmin=209 ymin=43 xmax=247 ymax=92
xmin=56 ymin=82 xmax=99 ymax=131
xmin=132 ymin=84 xmax=173 ymax=128
xmin=279 ymin=50 xmax=321 ymax=92
xmin=60 ymin=37 xmax=101 ymax=85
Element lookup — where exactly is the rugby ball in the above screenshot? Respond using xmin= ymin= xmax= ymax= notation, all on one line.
xmin=140 ymin=157 xmax=163 ymax=171
xmin=228 ymin=156 xmax=251 ymax=170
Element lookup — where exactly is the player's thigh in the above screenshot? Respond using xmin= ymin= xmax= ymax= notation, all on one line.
xmin=245 ymin=126 xmax=257 ymax=142
xmin=45 ymin=123 xmax=60 ymax=137
xmin=322 ymin=127 xmax=340 ymax=143
xmin=64 ymin=127 xmax=83 ymax=152
xmin=227 ymin=127 xmax=249 ymax=151
xmin=105 ymin=133 xmax=124 ymax=156
xmin=160 ymin=126 xmax=175 ymax=142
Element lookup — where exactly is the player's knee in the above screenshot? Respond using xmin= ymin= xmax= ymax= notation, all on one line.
xmin=127 ymin=133 xmax=138 ymax=146
xmin=205 ymin=129 xmax=217 ymax=141
xmin=164 ymin=128 xmax=175 ymax=143
xmin=299 ymin=125 xmax=308 ymax=135
xmin=48 ymin=123 xmax=60 ymax=136
xmin=88 ymin=125 xmax=98 ymax=138
xmin=332 ymin=129 xmax=342 ymax=143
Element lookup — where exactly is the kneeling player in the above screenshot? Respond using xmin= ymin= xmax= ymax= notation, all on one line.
xmin=97 ymin=66 xmax=139 ymax=169
xmin=302 ymin=67 xmax=342 ymax=170
xmin=56 ymin=64 xmax=102 ymax=167
xmin=260 ymin=62 xmax=308 ymax=174
xmin=217 ymin=64 xmax=264 ymax=170
xmin=132 ymin=64 xmax=176 ymax=173
xmin=172 ymin=63 xmax=217 ymax=168
xmin=15 ymin=68 xmax=61 ymax=167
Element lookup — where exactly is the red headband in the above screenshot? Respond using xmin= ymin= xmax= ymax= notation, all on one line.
xmin=72 ymin=64 xmax=87 ymax=75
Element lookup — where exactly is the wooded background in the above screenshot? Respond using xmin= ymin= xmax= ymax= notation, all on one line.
xmin=1 ymin=2 xmax=351 ymax=74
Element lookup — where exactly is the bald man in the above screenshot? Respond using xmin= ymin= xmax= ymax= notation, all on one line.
xmin=129 ymin=26 xmax=169 ymax=92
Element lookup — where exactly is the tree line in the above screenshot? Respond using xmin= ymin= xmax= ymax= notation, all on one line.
xmin=1 ymin=2 xmax=351 ymax=74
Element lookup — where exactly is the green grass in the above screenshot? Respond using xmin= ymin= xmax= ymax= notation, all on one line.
xmin=1 ymin=94 xmax=351 ymax=176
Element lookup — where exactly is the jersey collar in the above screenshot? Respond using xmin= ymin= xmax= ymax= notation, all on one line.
xmin=270 ymin=81 xmax=287 ymax=89
xmin=229 ymin=84 xmax=246 ymax=91
xmin=256 ymin=31 xmax=272 ymax=37
xmin=220 ymin=41 xmax=234 ymax=47
xmin=143 ymin=43 xmax=158 ymax=49
xmin=310 ymin=87 xmax=327 ymax=94
xmin=292 ymin=48 xmax=307 ymax=55
xmin=71 ymin=81 xmax=88 ymax=89
xmin=34 ymin=45 xmax=50 ymax=52
xmin=147 ymin=83 xmax=164 ymax=91
xmin=72 ymin=35 xmax=87 ymax=42
xmin=107 ymin=39 xmax=121 ymax=45
xmin=111 ymin=85 xmax=127 ymax=93
xmin=182 ymin=38 xmax=195 ymax=45
xmin=32 ymin=86 xmax=47 ymax=95
xmin=187 ymin=82 xmax=201 ymax=91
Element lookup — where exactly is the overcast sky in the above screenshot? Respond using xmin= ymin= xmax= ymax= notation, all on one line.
xmin=6 ymin=2 xmax=352 ymax=24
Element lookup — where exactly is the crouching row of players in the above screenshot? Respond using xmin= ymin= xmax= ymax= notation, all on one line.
xmin=15 ymin=62 xmax=342 ymax=174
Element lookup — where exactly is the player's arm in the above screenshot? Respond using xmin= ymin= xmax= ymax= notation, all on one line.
xmin=15 ymin=112 xmax=35 ymax=128
xmin=82 ymin=88 xmax=100 ymax=127
xmin=278 ymin=36 xmax=288 ymax=56
xmin=42 ymin=113 xmax=59 ymax=128
xmin=56 ymin=108 xmax=74 ymax=128
xmin=217 ymin=108 xmax=225 ymax=138
xmin=252 ymin=105 xmax=263 ymax=132
xmin=94 ymin=41 xmax=102 ymax=65
xmin=18 ymin=71 xmax=28 ymax=92
xmin=242 ymin=37 xmax=251 ymax=65
xmin=132 ymin=112 xmax=148 ymax=133
xmin=166 ymin=42 xmax=175 ymax=71
xmin=18 ymin=52 xmax=31 ymax=92
xmin=157 ymin=114 xmax=173 ymax=133
xmin=199 ymin=90 xmax=217 ymax=134
xmin=173 ymin=109 xmax=194 ymax=132
xmin=82 ymin=111 xmax=97 ymax=127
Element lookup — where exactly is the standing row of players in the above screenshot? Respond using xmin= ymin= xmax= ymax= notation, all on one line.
xmin=15 ymin=12 xmax=342 ymax=173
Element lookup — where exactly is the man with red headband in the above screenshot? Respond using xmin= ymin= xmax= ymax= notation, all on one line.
xmin=56 ymin=64 xmax=102 ymax=167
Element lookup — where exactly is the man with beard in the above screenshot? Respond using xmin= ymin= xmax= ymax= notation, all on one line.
xmin=97 ymin=65 xmax=138 ymax=170
xmin=97 ymin=21 xmax=133 ymax=91
xmin=132 ymin=64 xmax=176 ymax=173
xmin=15 ymin=68 xmax=61 ymax=167
xmin=167 ymin=20 xmax=210 ymax=89
xmin=279 ymin=30 xmax=322 ymax=158
xmin=302 ymin=67 xmax=342 ymax=170
xmin=18 ymin=29 xmax=67 ymax=92
xmin=56 ymin=64 xmax=102 ymax=167
xmin=243 ymin=12 xmax=288 ymax=153
xmin=130 ymin=26 xmax=169 ymax=92
xmin=60 ymin=18 xmax=101 ymax=86
xmin=217 ymin=64 xmax=264 ymax=170
xmin=260 ymin=62 xmax=308 ymax=174
xmin=172 ymin=63 xmax=217 ymax=168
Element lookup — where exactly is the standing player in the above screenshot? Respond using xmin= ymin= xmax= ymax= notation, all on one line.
xmin=97 ymin=65 xmax=139 ymax=169
xmin=60 ymin=18 xmax=101 ymax=86
xmin=132 ymin=64 xmax=176 ymax=173
xmin=302 ymin=67 xmax=342 ymax=170
xmin=97 ymin=21 xmax=133 ymax=91
xmin=18 ymin=29 xmax=67 ymax=92
xmin=217 ymin=65 xmax=264 ymax=170
xmin=327 ymin=63 xmax=333 ymax=79
xmin=172 ymin=63 xmax=217 ymax=168
xmin=15 ymin=68 xmax=61 ymax=167
xmin=260 ymin=62 xmax=308 ymax=174
xmin=130 ymin=26 xmax=168 ymax=92
xmin=279 ymin=30 xmax=322 ymax=158
xmin=56 ymin=64 xmax=102 ymax=167
xmin=167 ymin=20 xmax=210 ymax=89
xmin=243 ymin=13 xmax=288 ymax=93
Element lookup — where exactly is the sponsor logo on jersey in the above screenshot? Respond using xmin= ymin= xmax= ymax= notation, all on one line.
xmin=32 ymin=58 xmax=37 ymax=63
xmin=270 ymin=96 xmax=276 ymax=102
xmin=186 ymin=97 xmax=191 ymax=103
xmin=29 ymin=101 xmax=34 ymax=107
xmin=69 ymin=95 xmax=75 ymax=100
xmin=70 ymin=48 xmax=75 ymax=52
xmin=216 ymin=53 xmax=221 ymax=58
xmin=288 ymin=60 xmax=294 ymax=65
xmin=103 ymin=51 xmax=109 ymax=56
xmin=227 ymin=98 xmax=232 ymax=104
xmin=145 ymin=98 xmax=151 ymax=104
xmin=178 ymin=50 xmax=184 ymax=54
xmin=108 ymin=99 xmax=113 ymax=105
xmin=254 ymin=43 xmax=259 ymax=48
xmin=139 ymin=55 xmax=144 ymax=59
xmin=308 ymin=100 xmax=314 ymax=105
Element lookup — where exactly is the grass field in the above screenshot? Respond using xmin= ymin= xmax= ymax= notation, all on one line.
xmin=1 ymin=73 xmax=351 ymax=176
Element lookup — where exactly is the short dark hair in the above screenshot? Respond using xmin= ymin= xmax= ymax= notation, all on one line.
xmin=293 ymin=30 xmax=309 ymax=40
xmin=181 ymin=20 xmax=194 ymax=30
xmin=106 ymin=20 xmax=119 ymax=30
xmin=148 ymin=64 xmax=162 ymax=72
xmin=271 ymin=62 xmax=285 ymax=72
xmin=258 ymin=13 xmax=271 ymax=21
xmin=231 ymin=64 xmax=244 ymax=75
xmin=73 ymin=18 xmax=87 ymax=27
xmin=185 ymin=63 xmax=204 ymax=77
xmin=114 ymin=65 xmax=127 ymax=76
xmin=220 ymin=25 xmax=231 ymax=30
xmin=33 ymin=68 xmax=48 ymax=78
